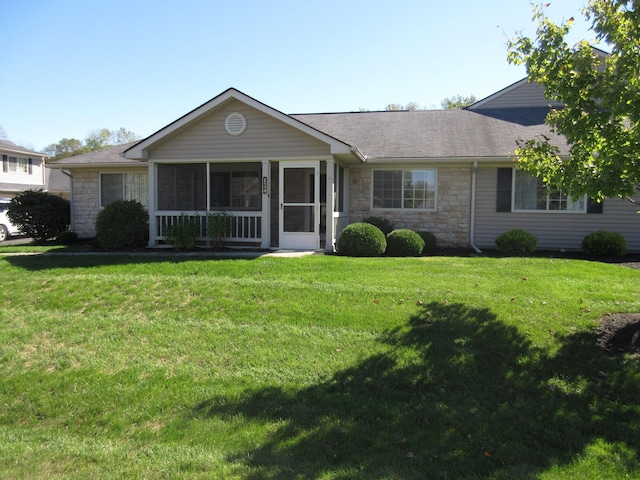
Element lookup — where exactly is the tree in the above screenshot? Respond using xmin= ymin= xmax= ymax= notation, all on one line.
xmin=43 ymin=138 xmax=87 ymax=160
xmin=0 ymin=125 xmax=7 ymax=140
xmin=441 ymin=94 xmax=477 ymax=109
xmin=507 ymin=1 xmax=640 ymax=203
xmin=85 ymin=127 xmax=140 ymax=151
xmin=385 ymin=103 xmax=419 ymax=111
xmin=45 ymin=127 xmax=140 ymax=161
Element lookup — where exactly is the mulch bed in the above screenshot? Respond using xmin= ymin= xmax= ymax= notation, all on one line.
xmin=596 ymin=313 xmax=640 ymax=356
xmin=594 ymin=261 xmax=640 ymax=356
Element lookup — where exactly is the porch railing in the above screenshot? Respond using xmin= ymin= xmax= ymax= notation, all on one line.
xmin=153 ymin=211 xmax=262 ymax=244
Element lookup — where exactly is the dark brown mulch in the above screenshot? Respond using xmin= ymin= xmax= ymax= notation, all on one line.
xmin=596 ymin=313 xmax=640 ymax=356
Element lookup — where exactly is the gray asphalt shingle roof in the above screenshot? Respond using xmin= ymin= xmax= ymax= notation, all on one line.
xmin=0 ymin=139 xmax=46 ymax=157
xmin=51 ymin=108 xmax=566 ymax=165
xmin=53 ymin=142 xmax=141 ymax=165
xmin=292 ymin=107 xmax=568 ymax=160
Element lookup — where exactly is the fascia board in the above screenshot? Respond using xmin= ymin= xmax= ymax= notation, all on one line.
xmin=47 ymin=162 xmax=145 ymax=169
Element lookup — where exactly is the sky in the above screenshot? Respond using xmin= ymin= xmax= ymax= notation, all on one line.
xmin=1 ymin=0 xmax=598 ymax=152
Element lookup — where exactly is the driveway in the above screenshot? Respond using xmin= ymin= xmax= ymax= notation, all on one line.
xmin=2 ymin=236 xmax=32 ymax=246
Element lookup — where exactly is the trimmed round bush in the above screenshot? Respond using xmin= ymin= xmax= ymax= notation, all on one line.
xmin=582 ymin=230 xmax=627 ymax=257
xmin=495 ymin=229 xmax=538 ymax=256
xmin=337 ymin=222 xmax=387 ymax=257
xmin=386 ymin=229 xmax=425 ymax=257
xmin=416 ymin=231 xmax=437 ymax=254
xmin=362 ymin=216 xmax=395 ymax=235
xmin=95 ymin=200 xmax=149 ymax=250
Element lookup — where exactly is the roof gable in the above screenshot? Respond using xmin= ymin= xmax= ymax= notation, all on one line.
xmin=124 ymin=88 xmax=355 ymax=159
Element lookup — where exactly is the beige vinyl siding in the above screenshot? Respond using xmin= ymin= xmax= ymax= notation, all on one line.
xmin=473 ymin=82 xmax=563 ymax=110
xmin=149 ymin=100 xmax=330 ymax=160
xmin=474 ymin=166 xmax=640 ymax=252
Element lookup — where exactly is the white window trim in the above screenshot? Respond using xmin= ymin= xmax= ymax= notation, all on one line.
xmin=371 ymin=168 xmax=438 ymax=211
xmin=512 ymin=169 xmax=587 ymax=214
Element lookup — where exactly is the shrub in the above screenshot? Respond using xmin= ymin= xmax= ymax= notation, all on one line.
xmin=337 ymin=222 xmax=387 ymax=257
xmin=56 ymin=230 xmax=78 ymax=245
xmin=416 ymin=231 xmax=437 ymax=254
xmin=164 ymin=214 xmax=201 ymax=250
xmin=582 ymin=230 xmax=627 ymax=257
xmin=362 ymin=216 xmax=395 ymax=235
xmin=7 ymin=190 xmax=70 ymax=241
xmin=495 ymin=229 xmax=538 ymax=256
xmin=386 ymin=229 xmax=425 ymax=257
xmin=95 ymin=200 xmax=149 ymax=250
xmin=207 ymin=211 xmax=233 ymax=249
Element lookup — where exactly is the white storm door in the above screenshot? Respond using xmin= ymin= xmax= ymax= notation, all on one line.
xmin=279 ymin=162 xmax=319 ymax=250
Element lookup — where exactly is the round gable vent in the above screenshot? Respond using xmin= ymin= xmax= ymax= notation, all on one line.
xmin=225 ymin=112 xmax=247 ymax=136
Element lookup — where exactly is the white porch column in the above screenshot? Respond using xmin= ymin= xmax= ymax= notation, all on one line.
xmin=261 ymin=159 xmax=270 ymax=249
xmin=325 ymin=158 xmax=336 ymax=251
xmin=147 ymin=162 xmax=158 ymax=246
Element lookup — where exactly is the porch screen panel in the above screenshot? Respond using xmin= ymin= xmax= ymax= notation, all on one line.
xmin=209 ymin=163 xmax=261 ymax=211
xmin=157 ymin=164 xmax=206 ymax=211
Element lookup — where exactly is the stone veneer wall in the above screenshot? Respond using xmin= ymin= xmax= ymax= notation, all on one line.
xmin=71 ymin=169 xmax=148 ymax=238
xmin=72 ymin=170 xmax=100 ymax=238
xmin=348 ymin=166 xmax=472 ymax=248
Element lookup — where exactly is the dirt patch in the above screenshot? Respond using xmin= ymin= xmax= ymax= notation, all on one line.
xmin=596 ymin=313 xmax=640 ymax=356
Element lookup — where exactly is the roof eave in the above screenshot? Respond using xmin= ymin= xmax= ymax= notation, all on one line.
xmin=47 ymin=161 xmax=145 ymax=169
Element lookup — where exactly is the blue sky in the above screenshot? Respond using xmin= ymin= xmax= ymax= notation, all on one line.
xmin=2 ymin=0 xmax=596 ymax=151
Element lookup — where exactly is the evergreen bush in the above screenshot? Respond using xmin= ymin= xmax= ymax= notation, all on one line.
xmin=582 ymin=230 xmax=627 ymax=257
xmin=495 ymin=229 xmax=538 ymax=256
xmin=55 ymin=230 xmax=78 ymax=245
xmin=386 ymin=229 xmax=425 ymax=257
xmin=7 ymin=190 xmax=70 ymax=242
xmin=337 ymin=222 xmax=387 ymax=257
xmin=95 ymin=200 xmax=149 ymax=250
xmin=362 ymin=216 xmax=395 ymax=235
xmin=416 ymin=231 xmax=437 ymax=254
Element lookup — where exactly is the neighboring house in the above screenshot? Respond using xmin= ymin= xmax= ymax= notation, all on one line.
xmin=0 ymin=140 xmax=47 ymax=198
xmin=50 ymin=76 xmax=640 ymax=252
xmin=45 ymin=166 xmax=71 ymax=200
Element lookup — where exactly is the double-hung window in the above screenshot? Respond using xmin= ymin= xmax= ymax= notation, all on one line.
xmin=100 ymin=172 xmax=148 ymax=208
xmin=4 ymin=156 xmax=30 ymax=174
xmin=373 ymin=169 xmax=436 ymax=210
xmin=513 ymin=170 xmax=585 ymax=212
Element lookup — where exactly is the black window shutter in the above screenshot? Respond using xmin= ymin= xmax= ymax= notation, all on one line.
xmin=2 ymin=155 xmax=7 ymax=173
xmin=587 ymin=197 xmax=603 ymax=214
xmin=496 ymin=168 xmax=513 ymax=212
xmin=28 ymin=158 xmax=33 ymax=175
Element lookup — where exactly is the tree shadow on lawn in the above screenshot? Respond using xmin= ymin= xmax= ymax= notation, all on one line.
xmin=1 ymin=252 xmax=260 ymax=271
xmin=188 ymin=302 xmax=640 ymax=479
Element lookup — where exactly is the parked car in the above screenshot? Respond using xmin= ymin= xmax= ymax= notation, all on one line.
xmin=0 ymin=198 xmax=22 ymax=241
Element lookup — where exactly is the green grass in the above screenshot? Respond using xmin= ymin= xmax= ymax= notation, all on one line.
xmin=0 ymin=253 xmax=639 ymax=479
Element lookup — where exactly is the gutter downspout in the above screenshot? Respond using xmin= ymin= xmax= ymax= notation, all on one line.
xmin=469 ymin=161 xmax=482 ymax=254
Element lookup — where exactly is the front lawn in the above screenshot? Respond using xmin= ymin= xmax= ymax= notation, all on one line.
xmin=0 ymin=254 xmax=639 ymax=479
